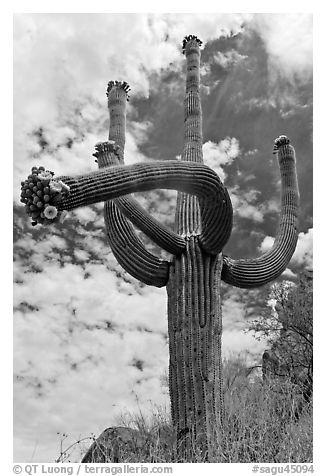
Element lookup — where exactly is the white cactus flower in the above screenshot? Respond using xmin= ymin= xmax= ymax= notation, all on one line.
xmin=49 ymin=180 xmax=63 ymax=193
xmin=38 ymin=171 xmax=53 ymax=181
xmin=44 ymin=205 xmax=58 ymax=220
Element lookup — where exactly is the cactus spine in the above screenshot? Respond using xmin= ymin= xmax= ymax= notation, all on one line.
xmin=20 ymin=35 xmax=300 ymax=462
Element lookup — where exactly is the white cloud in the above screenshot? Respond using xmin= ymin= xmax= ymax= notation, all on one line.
xmin=203 ymin=137 xmax=240 ymax=182
xmin=211 ymin=50 xmax=248 ymax=69
xmin=223 ymin=291 xmax=246 ymax=328
xmin=222 ymin=330 xmax=266 ymax=358
xmin=281 ymin=268 xmax=297 ymax=279
xmin=13 ymin=12 xmax=248 ymax=130
xmin=259 ymin=235 xmax=274 ymax=253
xmin=74 ymin=249 xmax=90 ymax=262
xmin=13 ymin=13 xmax=253 ymax=202
xmin=259 ymin=228 xmax=313 ymax=270
xmin=230 ymin=186 xmax=266 ymax=223
xmin=14 ymin=256 xmax=169 ymax=461
xmin=71 ymin=207 xmax=99 ymax=226
xmin=158 ymin=13 xmax=250 ymax=45
xmin=291 ymin=228 xmax=313 ymax=268
xmin=222 ymin=289 xmax=266 ymax=358
xmin=251 ymin=13 xmax=312 ymax=81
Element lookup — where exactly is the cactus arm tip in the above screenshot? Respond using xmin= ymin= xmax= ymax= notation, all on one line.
xmin=93 ymin=141 xmax=122 ymax=164
xmin=107 ymin=80 xmax=131 ymax=101
xmin=221 ymin=135 xmax=299 ymax=289
xmin=182 ymin=34 xmax=203 ymax=54
xmin=272 ymin=134 xmax=291 ymax=154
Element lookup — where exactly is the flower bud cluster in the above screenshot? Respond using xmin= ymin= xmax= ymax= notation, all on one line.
xmin=182 ymin=35 xmax=203 ymax=54
xmin=92 ymin=141 xmax=121 ymax=163
xmin=20 ymin=166 xmax=70 ymax=226
xmin=273 ymin=135 xmax=291 ymax=154
xmin=106 ymin=80 xmax=131 ymax=101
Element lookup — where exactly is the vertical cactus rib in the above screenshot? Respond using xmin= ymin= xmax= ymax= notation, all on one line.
xmin=176 ymin=255 xmax=187 ymax=433
xmin=189 ymin=239 xmax=207 ymax=450
xmin=196 ymin=241 xmax=206 ymax=329
xmin=221 ymin=139 xmax=300 ymax=288
xmin=167 ymin=255 xmax=187 ymax=456
xmin=167 ymin=265 xmax=178 ymax=425
xmin=213 ymin=254 xmax=224 ymax=426
xmin=203 ymin=254 xmax=211 ymax=381
xmin=207 ymin=254 xmax=224 ymax=445
xmin=184 ymin=243 xmax=196 ymax=446
xmin=175 ymin=36 xmax=203 ymax=239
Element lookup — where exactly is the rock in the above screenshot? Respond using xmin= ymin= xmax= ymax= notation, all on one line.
xmin=81 ymin=426 xmax=149 ymax=463
xmin=81 ymin=425 xmax=175 ymax=463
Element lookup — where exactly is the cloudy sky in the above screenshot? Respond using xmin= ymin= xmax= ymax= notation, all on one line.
xmin=13 ymin=13 xmax=312 ymax=462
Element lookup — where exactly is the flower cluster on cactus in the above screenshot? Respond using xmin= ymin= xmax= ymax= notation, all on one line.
xmin=20 ymin=166 xmax=70 ymax=226
xmin=182 ymin=34 xmax=203 ymax=54
xmin=106 ymin=80 xmax=131 ymax=101
xmin=273 ymin=135 xmax=291 ymax=154
xmin=93 ymin=141 xmax=121 ymax=160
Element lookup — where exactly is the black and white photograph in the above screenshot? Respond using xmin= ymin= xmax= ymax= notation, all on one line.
xmin=12 ymin=10 xmax=313 ymax=468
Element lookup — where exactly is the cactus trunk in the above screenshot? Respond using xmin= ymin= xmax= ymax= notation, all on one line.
xmin=167 ymin=245 xmax=223 ymax=461
xmin=166 ymin=36 xmax=224 ymax=461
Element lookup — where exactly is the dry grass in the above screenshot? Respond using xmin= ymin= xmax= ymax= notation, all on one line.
xmin=57 ymin=357 xmax=312 ymax=463
xmin=219 ymin=378 xmax=312 ymax=463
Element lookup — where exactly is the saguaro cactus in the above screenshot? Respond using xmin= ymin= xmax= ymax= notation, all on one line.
xmin=20 ymin=35 xmax=299 ymax=461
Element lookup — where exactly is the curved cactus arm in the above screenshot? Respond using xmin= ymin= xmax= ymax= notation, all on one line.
xmin=95 ymin=83 xmax=181 ymax=285
xmin=104 ymin=83 xmax=186 ymax=256
xmin=104 ymin=200 xmax=169 ymax=287
xmin=53 ymin=161 xmax=233 ymax=254
xmin=96 ymin=143 xmax=186 ymax=256
xmin=221 ymin=137 xmax=300 ymax=289
xmin=21 ymin=162 xmax=232 ymax=252
xmin=94 ymin=142 xmax=169 ymax=288
xmin=114 ymin=195 xmax=186 ymax=255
